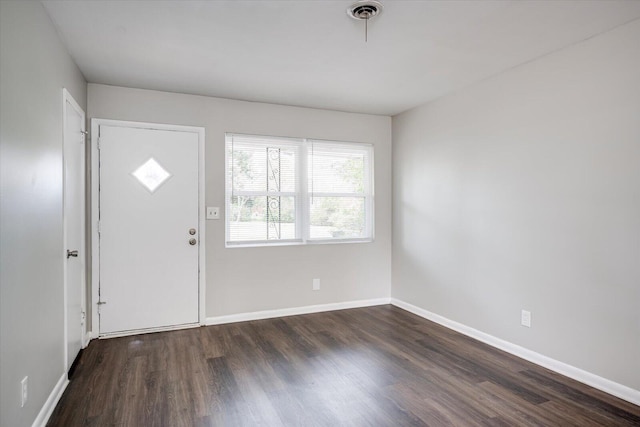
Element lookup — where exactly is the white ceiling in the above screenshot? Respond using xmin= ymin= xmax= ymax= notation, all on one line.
xmin=42 ymin=1 xmax=640 ymax=116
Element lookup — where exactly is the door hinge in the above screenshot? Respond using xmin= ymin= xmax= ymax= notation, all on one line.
xmin=96 ymin=300 xmax=106 ymax=315
xmin=97 ymin=137 xmax=101 ymax=150
xmin=97 ymin=220 xmax=101 ymax=234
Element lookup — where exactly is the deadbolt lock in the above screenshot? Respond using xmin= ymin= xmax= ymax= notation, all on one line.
xmin=189 ymin=238 xmax=197 ymax=245
xmin=189 ymin=228 xmax=196 ymax=235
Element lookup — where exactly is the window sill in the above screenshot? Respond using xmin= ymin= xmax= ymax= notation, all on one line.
xmin=225 ymin=237 xmax=374 ymax=249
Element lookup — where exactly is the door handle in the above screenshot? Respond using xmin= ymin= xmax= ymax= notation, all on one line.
xmin=67 ymin=250 xmax=78 ymax=259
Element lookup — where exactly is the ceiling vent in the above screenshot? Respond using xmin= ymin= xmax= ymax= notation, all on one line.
xmin=347 ymin=1 xmax=383 ymax=42
xmin=347 ymin=1 xmax=383 ymax=21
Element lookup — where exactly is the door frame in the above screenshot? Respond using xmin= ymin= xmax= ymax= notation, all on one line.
xmin=62 ymin=88 xmax=87 ymax=370
xmin=90 ymin=119 xmax=206 ymax=337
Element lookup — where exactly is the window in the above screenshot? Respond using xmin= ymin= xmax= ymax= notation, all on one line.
xmin=226 ymin=133 xmax=374 ymax=247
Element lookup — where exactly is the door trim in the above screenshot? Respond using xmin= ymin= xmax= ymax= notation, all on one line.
xmin=90 ymin=119 xmax=206 ymax=337
xmin=62 ymin=88 xmax=86 ymax=370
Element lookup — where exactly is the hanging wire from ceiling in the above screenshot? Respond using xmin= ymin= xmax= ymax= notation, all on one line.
xmin=347 ymin=1 xmax=383 ymax=42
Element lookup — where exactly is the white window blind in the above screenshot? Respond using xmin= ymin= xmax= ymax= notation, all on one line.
xmin=308 ymin=141 xmax=373 ymax=240
xmin=226 ymin=133 xmax=374 ymax=247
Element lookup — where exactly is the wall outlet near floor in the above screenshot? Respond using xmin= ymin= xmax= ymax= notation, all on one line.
xmin=20 ymin=376 xmax=28 ymax=408
xmin=521 ymin=310 xmax=531 ymax=328
xmin=312 ymin=278 xmax=320 ymax=291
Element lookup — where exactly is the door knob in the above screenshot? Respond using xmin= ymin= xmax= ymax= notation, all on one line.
xmin=189 ymin=238 xmax=197 ymax=246
xmin=67 ymin=250 xmax=78 ymax=259
xmin=189 ymin=228 xmax=196 ymax=235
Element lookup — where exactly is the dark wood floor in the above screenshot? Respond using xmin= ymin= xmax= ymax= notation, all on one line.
xmin=48 ymin=305 xmax=640 ymax=426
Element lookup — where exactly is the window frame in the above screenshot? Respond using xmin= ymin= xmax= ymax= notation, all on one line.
xmin=225 ymin=133 xmax=374 ymax=248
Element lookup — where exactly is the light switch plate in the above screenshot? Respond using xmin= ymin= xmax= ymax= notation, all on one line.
xmin=206 ymin=207 xmax=220 ymax=220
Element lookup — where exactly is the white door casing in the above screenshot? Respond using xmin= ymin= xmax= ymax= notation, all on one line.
xmin=63 ymin=89 xmax=86 ymax=371
xmin=91 ymin=120 xmax=205 ymax=337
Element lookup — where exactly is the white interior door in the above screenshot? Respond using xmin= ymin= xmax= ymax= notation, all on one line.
xmin=98 ymin=124 xmax=200 ymax=335
xmin=63 ymin=89 xmax=86 ymax=370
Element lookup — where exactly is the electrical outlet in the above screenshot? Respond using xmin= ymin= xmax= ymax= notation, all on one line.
xmin=206 ymin=206 xmax=220 ymax=220
xmin=521 ymin=310 xmax=531 ymax=328
xmin=20 ymin=376 xmax=28 ymax=408
xmin=312 ymin=278 xmax=320 ymax=291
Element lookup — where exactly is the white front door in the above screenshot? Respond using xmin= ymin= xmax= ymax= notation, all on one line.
xmin=98 ymin=123 xmax=201 ymax=335
xmin=63 ymin=90 xmax=86 ymax=369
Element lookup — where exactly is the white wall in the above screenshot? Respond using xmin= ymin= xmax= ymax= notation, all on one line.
xmin=392 ymin=19 xmax=640 ymax=392
xmin=88 ymin=84 xmax=392 ymax=319
xmin=0 ymin=2 xmax=87 ymax=426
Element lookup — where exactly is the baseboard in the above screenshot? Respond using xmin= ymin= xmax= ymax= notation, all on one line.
xmin=390 ymin=298 xmax=640 ymax=406
xmin=31 ymin=372 xmax=68 ymax=427
xmin=206 ymin=297 xmax=391 ymax=326
xmin=82 ymin=330 xmax=94 ymax=348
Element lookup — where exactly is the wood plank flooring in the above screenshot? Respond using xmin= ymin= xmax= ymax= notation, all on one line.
xmin=47 ymin=305 xmax=640 ymax=426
